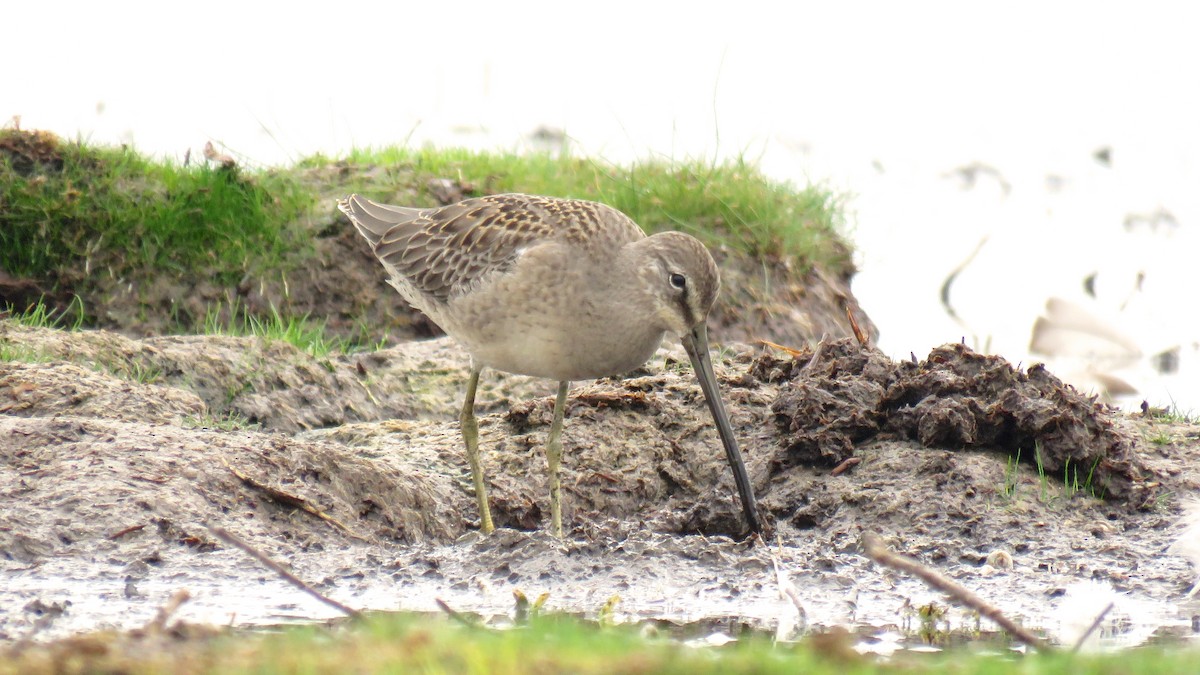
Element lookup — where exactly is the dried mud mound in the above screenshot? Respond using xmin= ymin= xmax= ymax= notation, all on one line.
xmin=0 ymin=361 xmax=204 ymax=424
xmin=0 ymin=322 xmax=537 ymax=433
xmin=0 ymin=321 xmax=775 ymax=557
xmin=1 ymin=324 xmax=1180 ymax=555
xmin=0 ymin=415 xmax=463 ymax=562
xmin=758 ymin=339 xmax=1158 ymax=506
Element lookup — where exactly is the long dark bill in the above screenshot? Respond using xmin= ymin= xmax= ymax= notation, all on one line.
xmin=681 ymin=322 xmax=762 ymax=533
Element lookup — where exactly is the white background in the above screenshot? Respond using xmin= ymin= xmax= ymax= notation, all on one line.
xmin=6 ymin=1 xmax=1199 ymax=409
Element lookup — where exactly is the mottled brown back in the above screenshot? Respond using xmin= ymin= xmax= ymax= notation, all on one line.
xmin=344 ymin=193 xmax=646 ymax=303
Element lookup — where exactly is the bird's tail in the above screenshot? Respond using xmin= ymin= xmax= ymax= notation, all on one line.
xmin=337 ymin=194 xmax=426 ymax=247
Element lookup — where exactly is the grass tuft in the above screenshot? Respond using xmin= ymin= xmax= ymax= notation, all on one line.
xmin=182 ymin=412 xmax=260 ymax=432
xmin=0 ymin=342 xmax=49 ymax=364
xmin=1147 ymin=406 xmax=1197 ymax=425
xmin=0 ymin=129 xmax=314 ymax=286
xmin=1001 ymin=444 xmax=1101 ymax=504
xmin=200 ymin=299 xmax=346 ymax=358
xmin=308 ymin=146 xmax=851 ymax=273
xmin=1 ymin=296 xmax=85 ymax=330
xmin=1001 ymin=447 xmax=1022 ymax=499
xmin=1147 ymin=430 xmax=1174 ymax=446
xmin=4 ymin=131 xmax=849 ymax=338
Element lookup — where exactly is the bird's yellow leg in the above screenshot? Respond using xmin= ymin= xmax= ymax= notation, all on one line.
xmin=460 ymin=367 xmax=494 ymax=534
xmin=545 ymin=381 xmax=570 ymax=539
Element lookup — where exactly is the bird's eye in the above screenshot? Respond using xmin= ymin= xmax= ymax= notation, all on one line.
xmin=669 ymin=273 xmax=687 ymax=290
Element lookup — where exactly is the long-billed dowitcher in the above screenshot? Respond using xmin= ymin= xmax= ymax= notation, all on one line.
xmin=338 ymin=193 xmax=761 ymax=537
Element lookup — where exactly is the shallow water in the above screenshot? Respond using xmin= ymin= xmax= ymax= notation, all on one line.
xmin=6 ymin=535 xmax=1198 ymax=652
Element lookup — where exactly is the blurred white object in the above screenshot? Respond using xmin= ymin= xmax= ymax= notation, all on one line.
xmin=1168 ymin=499 xmax=1200 ymax=597
xmin=1030 ymin=297 xmax=1142 ymax=366
xmin=1029 ymin=297 xmax=1197 ymax=405
xmin=1030 ymin=298 xmax=1142 ymax=400
xmin=1052 ymin=580 xmax=1161 ymax=651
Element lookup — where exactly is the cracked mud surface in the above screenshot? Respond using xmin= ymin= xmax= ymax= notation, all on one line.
xmin=2 ymin=323 xmax=1199 ymax=645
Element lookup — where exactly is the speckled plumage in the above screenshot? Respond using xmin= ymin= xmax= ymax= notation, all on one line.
xmin=339 ymin=192 xmax=761 ymax=536
xmin=352 ymin=194 xmax=638 ymax=301
xmin=340 ymin=193 xmax=719 ymax=382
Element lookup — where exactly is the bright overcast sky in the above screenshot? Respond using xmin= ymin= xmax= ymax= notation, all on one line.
xmin=7 ymin=1 xmax=1198 ymax=169
xmin=7 ymin=0 xmax=1200 ymax=408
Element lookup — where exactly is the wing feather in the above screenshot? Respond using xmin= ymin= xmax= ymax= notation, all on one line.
xmin=339 ymin=193 xmax=645 ymax=303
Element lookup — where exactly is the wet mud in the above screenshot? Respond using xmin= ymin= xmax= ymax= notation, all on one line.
xmin=2 ymin=322 xmax=1199 ymax=646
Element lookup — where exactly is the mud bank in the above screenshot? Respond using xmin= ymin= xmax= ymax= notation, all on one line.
xmin=2 ymin=323 xmax=1199 ymax=644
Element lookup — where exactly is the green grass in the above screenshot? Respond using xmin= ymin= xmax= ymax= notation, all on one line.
xmin=2 ymin=612 xmax=1197 ymax=675
xmin=1138 ymin=401 xmax=1196 ymax=446
xmin=1001 ymin=447 xmax=1022 ymax=499
xmin=1 ymin=295 xmax=85 ymax=330
xmin=182 ymin=412 xmax=259 ymax=432
xmin=2 ymin=130 xmax=848 ymax=337
xmin=1145 ymin=405 xmax=1198 ymax=425
xmin=0 ymin=129 xmax=313 ymax=285
xmin=0 ymin=298 xmax=81 ymax=364
xmin=0 ymin=342 xmax=48 ymax=363
xmin=1147 ymin=430 xmax=1174 ymax=446
xmin=200 ymin=299 xmax=347 ymax=358
xmin=1061 ymin=456 xmax=1102 ymax=498
xmin=1033 ymin=442 xmax=1100 ymax=503
xmin=306 ymin=145 xmax=850 ymax=271
xmin=100 ymin=355 xmax=165 ymax=384
xmin=1 ymin=300 xmax=160 ymax=382
xmin=1000 ymin=444 xmax=1101 ymax=504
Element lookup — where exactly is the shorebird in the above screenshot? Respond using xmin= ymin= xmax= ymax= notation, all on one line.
xmin=339 ymin=193 xmax=761 ymax=537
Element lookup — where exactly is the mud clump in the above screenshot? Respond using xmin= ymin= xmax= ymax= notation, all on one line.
xmin=759 ymin=339 xmax=1156 ymax=506
xmin=886 ymin=344 xmax=1144 ymax=502
xmin=756 ymin=339 xmax=895 ymax=466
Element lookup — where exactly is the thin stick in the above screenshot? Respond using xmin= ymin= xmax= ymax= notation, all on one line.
xmin=861 ymin=533 xmax=1051 ymax=651
xmin=109 ymin=523 xmax=147 ymax=540
xmin=435 ymin=598 xmax=476 ymax=627
xmin=831 ymin=457 xmax=861 ymax=476
xmin=757 ymin=339 xmax=804 ymax=357
xmin=208 ymin=524 xmax=362 ymax=619
xmin=847 ymin=306 xmax=870 ymax=347
xmin=220 ymin=456 xmax=362 ymax=538
xmin=1071 ymin=601 xmax=1115 ymax=653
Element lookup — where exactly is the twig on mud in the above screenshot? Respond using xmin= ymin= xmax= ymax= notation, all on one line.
xmin=861 ymin=533 xmax=1051 ymax=652
xmin=207 ymin=524 xmax=362 ymax=619
xmin=143 ymin=589 xmax=192 ymax=634
xmin=756 ymin=339 xmax=804 ymax=357
xmin=830 ymin=457 xmax=861 ymax=476
xmin=847 ymin=307 xmax=870 ymax=348
xmin=219 ymin=456 xmax=363 ymax=540
xmin=109 ymin=523 xmax=147 ymax=540
xmin=357 ymin=377 xmax=381 ymax=406
xmin=435 ymin=598 xmax=476 ymax=627
xmin=1070 ymin=601 xmax=1115 ymax=653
